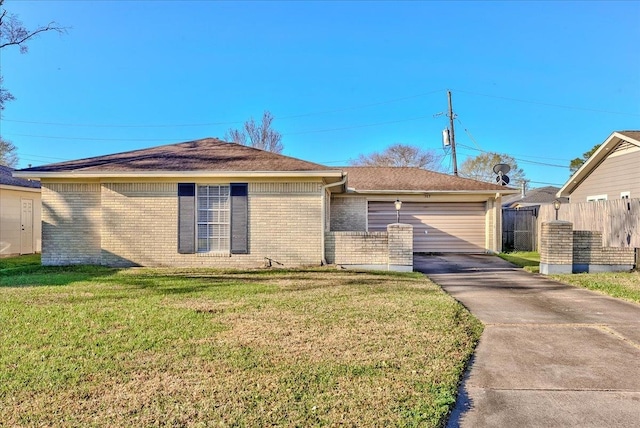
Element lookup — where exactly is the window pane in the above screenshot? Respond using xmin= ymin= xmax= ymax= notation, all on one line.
xmin=196 ymin=185 xmax=231 ymax=253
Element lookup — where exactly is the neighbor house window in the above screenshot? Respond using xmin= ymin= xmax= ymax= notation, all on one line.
xmin=586 ymin=194 xmax=607 ymax=202
xmin=621 ymin=191 xmax=630 ymax=199
xmin=197 ymin=185 xmax=230 ymax=252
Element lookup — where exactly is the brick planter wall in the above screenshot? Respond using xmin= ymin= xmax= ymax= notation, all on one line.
xmin=540 ymin=221 xmax=573 ymax=274
xmin=540 ymin=221 xmax=635 ymax=274
xmin=572 ymin=230 xmax=634 ymax=273
xmin=325 ymin=223 xmax=413 ymax=272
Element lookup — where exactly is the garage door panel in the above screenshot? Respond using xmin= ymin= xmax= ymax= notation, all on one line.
xmin=368 ymin=202 xmax=486 ymax=253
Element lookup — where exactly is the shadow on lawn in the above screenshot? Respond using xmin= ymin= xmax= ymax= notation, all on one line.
xmin=0 ymin=264 xmax=120 ymax=288
xmin=1 ymin=257 xmax=425 ymax=294
xmin=115 ymin=273 xmax=422 ymax=296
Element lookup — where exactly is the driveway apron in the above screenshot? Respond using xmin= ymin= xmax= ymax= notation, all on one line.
xmin=415 ymin=254 xmax=640 ymax=428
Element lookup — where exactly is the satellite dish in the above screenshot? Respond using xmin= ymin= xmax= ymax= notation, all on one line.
xmin=496 ymin=174 xmax=510 ymax=186
xmin=493 ymin=163 xmax=511 ymax=175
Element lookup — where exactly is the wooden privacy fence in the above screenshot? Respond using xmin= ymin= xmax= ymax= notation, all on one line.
xmin=502 ymin=207 xmax=538 ymax=251
xmin=538 ymin=198 xmax=640 ymax=248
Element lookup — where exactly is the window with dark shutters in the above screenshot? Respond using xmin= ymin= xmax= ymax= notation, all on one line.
xmin=230 ymin=183 xmax=249 ymax=254
xmin=177 ymin=183 xmax=196 ymax=254
xmin=179 ymin=183 xmax=249 ymax=255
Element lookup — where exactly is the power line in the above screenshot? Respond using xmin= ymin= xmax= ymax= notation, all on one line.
xmin=517 ymin=158 xmax=570 ymax=169
xmin=276 ymin=89 xmax=445 ymax=120
xmin=2 ymin=118 xmax=243 ymax=128
xmin=457 ymin=143 xmax=570 ymax=168
xmin=527 ymin=180 xmax=564 ymax=186
xmin=452 ymin=88 xmax=640 ymax=117
xmin=17 ymin=152 xmax=70 ymax=161
xmin=278 ymin=115 xmax=434 ymax=136
xmin=1 ymin=89 xmax=446 ymax=129
xmin=4 ymin=114 xmax=434 ymax=141
xmin=5 ymin=133 xmax=190 ymax=142
xmin=453 ymin=114 xmax=571 ymax=162
xmin=455 ymin=118 xmax=483 ymax=151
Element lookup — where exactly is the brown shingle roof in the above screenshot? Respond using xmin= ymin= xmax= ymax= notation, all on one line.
xmin=344 ymin=167 xmax=514 ymax=192
xmin=502 ymin=186 xmax=568 ymax=206
xmin=618 ymin=131 xmax=640 ymax=142
xmin=0 ymin=165 xmax=41 ymax=188
xmin=20 ymin=138 xmax=332 ymax=173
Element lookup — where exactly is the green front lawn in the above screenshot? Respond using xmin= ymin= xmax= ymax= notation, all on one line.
xmin=498 ymin=251 xmax=540 ymax=273
xmin=0 ymin=256 xmax=481 ymax=427
xmin=498 ymin=251 xmax=640 ymax=304
xmin=0 ymin=253 xmax=41 ymax=270
xmin=551 ymin=272 xmax=640 ymax=304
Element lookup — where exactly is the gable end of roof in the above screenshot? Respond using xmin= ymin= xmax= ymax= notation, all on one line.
xmin=557 ymin=131 xmax=640 ymax=197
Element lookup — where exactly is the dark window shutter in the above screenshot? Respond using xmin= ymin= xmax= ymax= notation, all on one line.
xmin=230 ymin=183 xmax=248 ymax=254
xmin=178 ymin=183 xmax=196 ymax=254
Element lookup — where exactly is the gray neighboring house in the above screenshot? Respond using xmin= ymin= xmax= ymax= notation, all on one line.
xmin=558 ymin=131 xmax=640 ymax=202
xmin=14 ymin=139 xmax=517 ymax=268
xmin=0 ymin=165 xmax=42 ymax=256
xmin=502 ymin=186 xmax=569 ymax=210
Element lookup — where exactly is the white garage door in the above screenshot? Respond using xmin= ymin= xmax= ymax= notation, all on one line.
xmin=368 ymin=201 xmax=487 ymax=253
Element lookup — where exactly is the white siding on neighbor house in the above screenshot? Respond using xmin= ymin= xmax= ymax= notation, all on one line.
xmin=570 ymin=147 xmax=640 ymax=203
xmin=0 ymin=186 xmax=42 ymax=256
xmin=368 ymin=201 xmax=487 ymax=253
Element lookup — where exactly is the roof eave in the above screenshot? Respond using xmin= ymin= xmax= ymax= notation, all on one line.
xmin=0 ymin=183 xmax=42 ymax=192
xmin=349 ymin=189 xmax=519 ymax=195
xmin=13 ymin=170 xmax=345 ymax=180
xmin=557 ymin=131 xmax=640 ymax=197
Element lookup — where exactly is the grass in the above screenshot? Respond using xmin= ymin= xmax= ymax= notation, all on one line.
xmin=550 ymin=272 xmax=640 ymax=304
xmin=498 ymin=251 xmax=540 ymax=273
xmin=498 ymin=251 xmax=640 ymax=304
xmin=0 ymin=253 xmax=42 ymax=269
xmin=0 ymin=255 xmax=482 ymax=427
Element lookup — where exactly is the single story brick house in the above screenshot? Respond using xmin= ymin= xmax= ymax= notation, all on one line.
xmin=1 ymin=165 xmax=42 ymax=257
xmin=14 ymin=138 xmax=517 ymax=268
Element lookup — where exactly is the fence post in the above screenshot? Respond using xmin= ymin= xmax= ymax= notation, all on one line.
xmin=540 ymin=221 xmax=573 ymax=274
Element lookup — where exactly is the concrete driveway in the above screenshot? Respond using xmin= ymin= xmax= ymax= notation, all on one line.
xmin=415 ymin=254 xmax=640 ymax=428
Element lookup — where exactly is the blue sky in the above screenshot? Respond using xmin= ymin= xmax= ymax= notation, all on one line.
xmin=1 ymin=0 xmax=638 ymax=188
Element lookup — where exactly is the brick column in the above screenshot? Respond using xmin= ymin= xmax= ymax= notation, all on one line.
xmin=539 ymin=221 xmax=573 ymax=274
xmin=387 ymin=223 xmax=413 ymax=272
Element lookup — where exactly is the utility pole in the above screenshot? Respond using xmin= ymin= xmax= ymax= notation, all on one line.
xmin=447 ymin=90 xmax=458 ymax=176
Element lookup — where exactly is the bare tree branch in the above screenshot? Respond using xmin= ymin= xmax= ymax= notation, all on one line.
xmin=459 ymin=152 xmax=527 ymax=184
xmin=351 ymin=143 xmax=443 ymax=170
xmin=0 ymin=0 xmax=69 ymax=111
xmin=0 ymin=75 xmax=15 ymax=111
xmin=0 ymin=0 xmax=68 ymax=53
xmin=0 ymin=137 xmax=18 ymax=167
xmin=226 ymin=111 xmax=284 ymax=153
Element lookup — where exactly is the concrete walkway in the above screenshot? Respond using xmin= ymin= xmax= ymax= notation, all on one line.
xmin=414 ymin=254 xmax=640 ymax=428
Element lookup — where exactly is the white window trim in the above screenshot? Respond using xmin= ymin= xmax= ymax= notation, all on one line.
xmin=621 ymin=191 xmax=630 ymax=199
xmin=586 ymin=194 xmax=608 ymax=202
